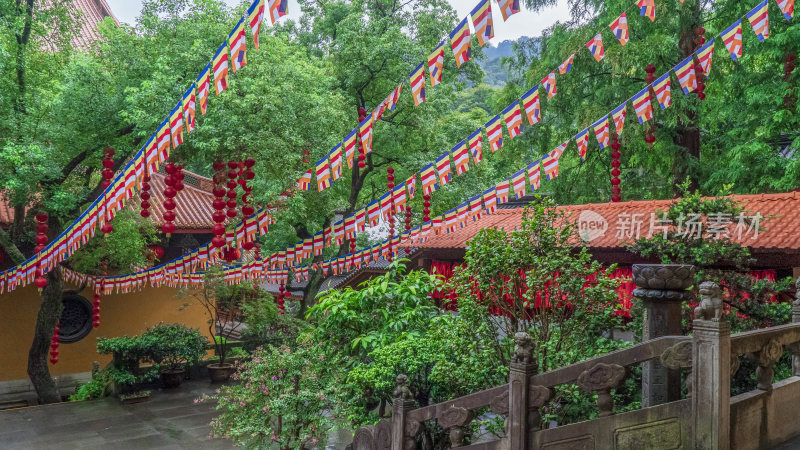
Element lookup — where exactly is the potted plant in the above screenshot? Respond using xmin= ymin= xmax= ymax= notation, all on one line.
xmin=188 ymin=268 xmax=265 ymax=382
xmin=142 ymin=323 xmax=208 ymax=388
xmin=97 ymin=335 xmax=158 ymax=401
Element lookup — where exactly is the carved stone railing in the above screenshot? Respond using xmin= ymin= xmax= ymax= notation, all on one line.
xmin=352 ymin=278 xmax=800 ymax=449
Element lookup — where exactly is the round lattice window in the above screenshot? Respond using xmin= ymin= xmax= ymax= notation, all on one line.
xmin=58 ymin=293 xmax=93 ymax=343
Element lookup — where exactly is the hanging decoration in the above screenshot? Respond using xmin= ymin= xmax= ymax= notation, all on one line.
xmin=101 ymin=148 xmax=115 ymax=190
xmin=387 ymin=167 xmax=395 ymax=262
xmin=49 ymin=322 xmax=60 ymax=365
xmin=92 ymin=275 xmax=104 ymax=328
xmin=140 ymin=174 xmax=152 ymax=218
xmin=162 ymin=163 xmax=178 ymax=236
xmin=241 ymin=158 xmax=256 ymax=251
xmin=226 ymin=160 xmax=239 ymax=219
xmin=34 ymin=211 xmax=48 ymax=290
xmin=357 ymin=107 xmax=368 ymax=169
xmin=611 ymin=135 xmax=622 ymax=203
xmin=211 ymin=161 xmax=227 ymax=249
xmin=404 ymin=205 xmax=412 ymax=255
xmin=277 ymin=282 xmax=286 ymax=314
xmin=423 ymin=194 xmax=431 ymax=222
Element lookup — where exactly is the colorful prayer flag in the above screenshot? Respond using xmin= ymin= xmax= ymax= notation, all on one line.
xmin=483 ymin=187 xmax=497 ymax=213
xmin=542 ymin=141 xmax=567 ymax=180
xmin=631 ymin=87 xmax=654 ymax=123
xmin=182 ymin=84 xmax=196 ymax=133
xmin=502 ymin=101 xmax=523 ymax=138
xmin=495 ymin=179 xmax=510 ymax=204
xmin=775 ymin=0 xmax=794 ymax=20
xmin=485 ymin=115 xmax=503 ymax=151
xmin=746 ymin=0 xmax=770 ymax=42
xmin=389 ymin=84 xmax=403 ymax=111
xmin=228 ymin=20 xmax=247 ymax=74
xmin=449 ymin=18 xmax=472 ymax=68
xmin=695 ymin=38 xmax=715 ymax=76
xmin=674 ymin=56 xmax=697 ymax=94
xmin=470 ymin=0 xmax=494 ymax=46
xmin=392 ymin=183 xmax=407 ymax=213
xmin=593 ymin=115 xmax=610 ymax=149
xmin=541 ymin=71 xmax=556 ymax=98
xmin=196 ymin=65 xmax=210 ymax=114
xmin=421 ymin=164 xmax=438 ymax=194
xmin=428 ymin=42 xmax=445 ymax=87
xmin=296 ymin=169 xmax=312 ymax=191
xmin=559 ymin=53 xmax=575 ymax=74
xmin=267 ymin=0 xmax=288 ymax=24
xmin=575 ymin=127 xmax=590 ymax=161
xmin=247 ymin=0 xmax=265 ymax=50
xmin=367 ymin=200 xmax=381 ymax=226
xmin=409 ymin=63 xmax=426 ymax=106
xmin=343 ymin=129 xmax=357 ymax=169
xmin=521 ymin=85 xmax=541 ymax=125
xmin=611 ymin=102 xmax=627 ymax=136
xmin=359 ymin=116 xmax=373 ymax=155
xmin=511 ymin=169 xmax=526 ymax=199
xmin=610 ymin=12 xmax=629 ymax=45
xmin=527 ymin=160 xmax=541 ymax=190
xmin=586 ymin=33 xmax=605 ymax=62
xmin=169 ymin=103 xmax=184 ymax=148
xmin=329 ymin=144 xmax=343 ymax=180
xmin=721 ymin=20 xmax=743 ymax=61
xmin=406 ymin=174 xmax=416 ymax=200
xmin=212 ymin=42 xmax=229 ymax=95
xmin=637 ymin=0 xmax=655 ymax=21
xmin=652 ymin=71 xmax=672 ymax=109
xmin=468 ymin=129 xmax=483 ymax=164
xmin=316 ymin=156 xmax=331 ymax=191
xmin=156 ymin=119 xmax=170 ymax=161
xmin=435 ymin=153 xmax=452 ymax=186
xmin=452 ymin=140 xmax=470 ymax=175
xmin=497 ymin=0 xmax=520 ymax=21
xmin=379 ymin=193 xmax=392 ymax=220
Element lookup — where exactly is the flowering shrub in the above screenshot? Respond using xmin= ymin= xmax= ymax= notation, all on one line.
xmin=201 ymin=343 xmax=340 ymax=449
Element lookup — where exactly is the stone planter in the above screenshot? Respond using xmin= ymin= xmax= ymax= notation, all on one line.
xmin=632 ymin=264 xmax=695 ymax=291
xmin=208 ymin=363 xmax=235 ymax=383
xmin=160 ymin=369 xmax=186 ymax=388
xmin=120 ymin=391 xmax=151 ymax=404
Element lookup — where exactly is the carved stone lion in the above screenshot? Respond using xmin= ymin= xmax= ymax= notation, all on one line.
xmin=393 ymin=374 xmax=414 ymax=401
xmin=793 ymin=278 xmax=800 ymax=306
xmin=512 ymin=332 xmax=534 ymax=365
xmin=695 ymin=281 xmax=723 ymax=321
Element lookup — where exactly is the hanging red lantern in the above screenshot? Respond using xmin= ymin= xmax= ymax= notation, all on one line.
xmin=148 ymin=245 xmax=164 ymax=260
xmin=211 ymin=161 xmax=227 ymax=250
xmin=610 ymin=135 xmax=622 ymax=202
xmin=423 ymin=194 xmax=431 ymax=222
xmin=49 ymin=322 xmax=60 ymax=365
xmin=277 ymin=283 xmax=286 ymax=314
xmin=34 ymin=211 xmax=49 ymax=289
xmin=404 ymin=205 xmax=412 ymax=255
xmin=174 ymin=165 xmax=185 ymax=192
xmin=141 ymin=174 xmax=152 ymax=218
xmin=101 ymin=148 xmax=115 ymax=190
xmin=357 ymin=107 xmax=367 ymax=169
xmin=386 ymin=167 xmax=395 ymax=262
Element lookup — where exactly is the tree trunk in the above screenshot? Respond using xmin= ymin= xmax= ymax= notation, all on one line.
xmin=300 ymin=267 xmax=325 ymax=316
xmin=27 ymin=267 xmax=64 ymax=404
xmin=672 ymin=7 xmax=701 ymax=196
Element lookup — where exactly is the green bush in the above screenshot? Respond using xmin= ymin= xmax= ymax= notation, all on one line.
xmin=69 ymin=370 xmax=111 ymax=401
xmin=142 ymin=323 xmax=208 ymax=372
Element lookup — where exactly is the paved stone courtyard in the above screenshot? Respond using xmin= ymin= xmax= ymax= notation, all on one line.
xmin=0 ymin=379 xmax=229 ymax=449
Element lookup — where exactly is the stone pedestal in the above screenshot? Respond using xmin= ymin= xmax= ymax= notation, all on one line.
xmin=632 ymin=264 xmax=695 ymax=407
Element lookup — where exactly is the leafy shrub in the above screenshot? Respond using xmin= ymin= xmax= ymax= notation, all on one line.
xmin=69 ymin=369 xmax=111 ymax=401
xmin=141 ymin=323 xmax=208 ymax=372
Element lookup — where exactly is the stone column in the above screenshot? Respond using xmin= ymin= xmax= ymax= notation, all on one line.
xmin=691 ymin=318 xmax=731 ymax=450
xmin=632 ymin=264 xmax=695 ymax=407
xmin=391 ymin=374 xmax=418 ymax=450
xmin=508 ymin=332 xmax=537 ymax=450
xmin=791 ymin=279 xmax=800 ymax=376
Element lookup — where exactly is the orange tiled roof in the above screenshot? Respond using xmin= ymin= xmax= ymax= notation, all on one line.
xmin=69 ymin=0 xmax=118 ymax=48
xmin=402 ymin=192 xmax=800 ymax=252
xmin=143 ymin=172 xmax=218 ymax=231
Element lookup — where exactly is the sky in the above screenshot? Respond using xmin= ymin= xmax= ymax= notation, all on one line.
xmin=105 ymin=0 xmax=571 ymax=43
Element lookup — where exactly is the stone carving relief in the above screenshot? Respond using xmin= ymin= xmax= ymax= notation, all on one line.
xmin=393 ymin=374 xmax=414 ymax=401
xmin=614 ymin=419 xmax=682 ymax=450
xmin=528 ymin=384 xmax=553 ymax=408
xmin=490 ymin=390 xmax=509 ymax=415
xmin=750 ymin=338 xmax=783 ymax=391
xmin=438 ymin=406 xmax=474 ymax=447
xmin=793 ymin=277 xmax=800 ymax=307
xmin=375 ymin=419 xmax=392 ymax=450
xmin=577 ymin=363 xmax=626 ymax=417
xmin=660 ymin=341 xmax=693 ymax=370
xmin=352 ymin=425 xmax=376 ymax=450
xmin=512 ymin=332 xmax=535 ymax=365
xmin=694 ymin=281 xmax=723 ymax=321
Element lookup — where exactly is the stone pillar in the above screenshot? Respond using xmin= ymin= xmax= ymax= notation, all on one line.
xmin=391 ymin=374 xmax=417 ymax=450
xmin=632 ymin=264 xmax=695 ymax=407
xmin=508 ymin=332 xmax=537 ymax=450
xmin=791 ymin=278 xmax=800 ymax=376
xmin=691 ymin=319 xmax=731 ymax=450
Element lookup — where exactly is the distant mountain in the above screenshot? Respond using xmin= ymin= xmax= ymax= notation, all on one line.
xmin=478 ymin=37 xmax=535 ymax=88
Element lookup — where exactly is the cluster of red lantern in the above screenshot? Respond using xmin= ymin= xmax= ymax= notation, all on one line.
xmin=92 ymin=281 xmax=102 ymax=328
xmin=644 ymin=64 xmax=657 ymax=144
xmin=34 ymin=211 xmax=49 ymax=290
xmin=404 ymin=205 xmax=412 ymax=254
xmin=694 ymin=27 xmax=707 ymax=101
xmin=422 ymin=194 xmax=431 ymax=222
xmin=140 ymin=174 xmax=152 ymax=218
xmin=161 ymin=163 xmax=182 ymax=236
xmin=357 ymin=107 xmax=368 ymax=169
xmin=611 ymin=135 xmax=622 ymax=202
xmin=386 ymin=167 xmax=395 ymax=262
xmin=49 ymin=322 xmax=60 ymax=365
xmin=240 ymin=158 xmax=256 ymax=251
xmin=101 ymin=148 xmax=115 ymax=189
xmin=225 ymin=161 xmax=239 ymax=219
xmin=211 ymin=161 xmax=228 ymax=249
xmin=277 ymin=283 xmax=287 ymax=314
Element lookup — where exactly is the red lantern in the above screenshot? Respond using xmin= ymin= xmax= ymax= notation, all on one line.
xmin=148 ymin=245 xmax=164 ymax=260
xmin=610 ymin=135 xmax=622 ymax=202
xmin=49 ymin=323 xmax=60 ymax=364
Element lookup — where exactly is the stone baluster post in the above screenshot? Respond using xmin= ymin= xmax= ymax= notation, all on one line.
xmin=691 ymin=281 xmax=730 ymax=450
xmin=508 ymin=332 xmax=537 ymax=450
xmin=391 ymin=374 xmax=418 ymax=450
xmin=632 ymin=264 xmax=695 ymax=407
